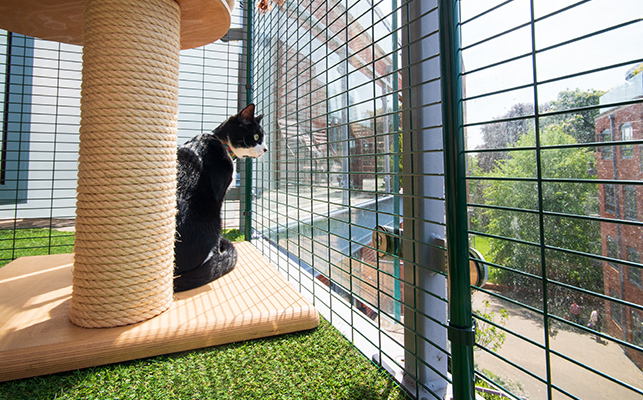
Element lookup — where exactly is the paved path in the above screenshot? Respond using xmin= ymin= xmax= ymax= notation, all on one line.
xmin=473 ymin=291 xmax=643 ymax=399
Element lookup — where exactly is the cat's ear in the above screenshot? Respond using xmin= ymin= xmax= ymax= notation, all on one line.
xmin=239 ymin=103 xmax=255 ymax=121
xmin=255 ymin=114 xmax=264 ymax=123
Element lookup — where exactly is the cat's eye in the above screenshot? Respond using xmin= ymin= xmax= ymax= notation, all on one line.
xmin=254 ymin=134 xmax=260 ymax=141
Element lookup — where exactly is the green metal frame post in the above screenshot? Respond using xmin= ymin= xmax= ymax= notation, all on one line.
xmin=391 ymin=0 xmax=402 ymax=322
xmin=244 ymin=1 xmax=255 ymax=241
xmin=439 ymin=0 xmax=475 ymax=399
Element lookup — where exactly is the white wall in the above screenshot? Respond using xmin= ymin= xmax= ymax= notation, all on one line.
xmin=0 ymin=28 xmax=246 ymax=221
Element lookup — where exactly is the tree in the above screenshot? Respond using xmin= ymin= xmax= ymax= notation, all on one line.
xmin=482 ymin=126 xmax=601 ymax=293
xmin=476 ymin=103 xmax=535 ymax=173
xmin=542 ymin=88 xmax=604 ymax=144
xmin=475 ymin=89 xmax=604 ymax=174
xmin=471 ymin=103 xmax=535 ymax=230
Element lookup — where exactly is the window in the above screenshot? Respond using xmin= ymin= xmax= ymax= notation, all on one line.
xmin=632 ymin=311 xmax=643 ymax=347
xmin=628 ymin=247 xmax=642 ymax=287
xmin=621 ymin=123 xmax=633 ymax=158
xmin=604 ymin=184 xmax=616 ymax=214
xmin=0 ymin=32 xmax=33 ymax=204
xmin=624 ymin=185 xmax=638 ymax=220
xmin=607 ymin=235 xmax=618 ymax=269
xmin=586 ymin=153 xmax=596 ymax=175
xmin=600 ymin=128 xmax=612 ymax=159
xmin=610 ymin=288 xmax=622 ymax=327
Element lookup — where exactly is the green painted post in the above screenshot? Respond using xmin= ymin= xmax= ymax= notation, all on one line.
xmin=439 ymin=0 xmax=476 ymax=399
xmin=244 ymin=2 xmax=254 ymax=242
xmin=391 ymin=0 xmax=402 ymax=322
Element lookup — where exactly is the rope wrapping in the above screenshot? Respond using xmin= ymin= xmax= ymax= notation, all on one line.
xmin=69 ymin=0 xmax=181 ymax=328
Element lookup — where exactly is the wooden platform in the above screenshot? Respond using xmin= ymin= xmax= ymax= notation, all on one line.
xmin=0 ymin=242 xmax=319 ymax=382
xmin=0 ymin=0 xmax=236 ymax=50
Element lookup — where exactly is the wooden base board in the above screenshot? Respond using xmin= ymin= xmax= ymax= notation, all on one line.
xmin=0 ymin=242 xmax=319 ymax=382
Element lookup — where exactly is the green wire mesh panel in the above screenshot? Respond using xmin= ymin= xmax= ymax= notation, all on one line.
xmin=0 ymin=32 xmax=77 ymax=265
xmin=176 ymin=5 xmax=249 ymax=237
xmin=0 ymin=5 xmax=248 ymax=267
xmin=462 ymin=0 xmax=643 ymax=398
xmin=250 ymin=1 xmax=449 ymax=397
xmin=3 ymin=0 xmax=641 ymax=398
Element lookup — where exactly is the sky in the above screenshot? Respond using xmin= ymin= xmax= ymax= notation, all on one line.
xmin=458 ymin=0 xmax=643 ymax=148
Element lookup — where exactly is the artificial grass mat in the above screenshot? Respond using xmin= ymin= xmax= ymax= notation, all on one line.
xmin=0 ymin=228 xmax=410 ymax=399
xmin=0 ymin=316 xmax=410 ymax=400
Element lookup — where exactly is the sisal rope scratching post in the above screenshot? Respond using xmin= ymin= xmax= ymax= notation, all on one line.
xmin=70 ymin=0 xmax=181 ymax=328
xmin=0 ymin=0 xmax=317 ymax=384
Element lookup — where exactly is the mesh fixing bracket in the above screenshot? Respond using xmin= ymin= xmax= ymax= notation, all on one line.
xmin=447 ymin=319 xmax=476 ymax=346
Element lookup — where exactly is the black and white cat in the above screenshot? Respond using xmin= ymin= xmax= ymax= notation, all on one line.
xmin=174 ymin=104 xmax=267 ymax=292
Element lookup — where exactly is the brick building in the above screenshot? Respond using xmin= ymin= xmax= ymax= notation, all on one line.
xmin=259 ymin=2 xmax=404 ymax=321
xmin=595 ymin=68 xmax=643 ymax=368
xmin=270 ymin=0 xmax=400 ymax=188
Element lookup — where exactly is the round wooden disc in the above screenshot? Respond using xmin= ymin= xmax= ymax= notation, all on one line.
xmin=0 ymin=0 xmax=234 ymax=50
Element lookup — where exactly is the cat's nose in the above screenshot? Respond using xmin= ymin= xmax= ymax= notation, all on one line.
xmin=263 ymin=146 xmax=268 ymax=152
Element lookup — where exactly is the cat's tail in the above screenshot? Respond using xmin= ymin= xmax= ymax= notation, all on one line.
xmin=216 ymin=238 xmax=238 ymax=276
xmin=173 ymin=238 xmax=238 ymax=292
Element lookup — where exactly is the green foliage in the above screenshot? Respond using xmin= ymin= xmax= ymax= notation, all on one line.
xmin=475 ymin=379 xmax=506 ymax=400
xmin=471 ymin=235 xmax=492 ymax=261
xmin=481 ymin=125 xmax=601 ymax=290
xmin=475 ymin=300 xmax=509 ymax=353
xmin=543 ymin=88 xmax=605 ymax=144
xmin=476 ymin=369 xmax=527 ymax=400
xmin=222 ymin=228 xmax=245 ymax=242
xmin=477 ymin=103 xmax=535 ymax=173
xmin=0 ymin=318 xmax=410 ymax=400
xmin=475 ymin=88 xmax=604 ymax=174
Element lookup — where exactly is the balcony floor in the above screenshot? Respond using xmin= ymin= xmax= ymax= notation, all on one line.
xmin=0 ymin=242 xmax=319 ymax=382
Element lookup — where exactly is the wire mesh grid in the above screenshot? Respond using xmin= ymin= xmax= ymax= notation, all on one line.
xmin=249 ymin=0 xmax=643 ymax=399
xmin=0 ymin=5 xmax=248 ymax=267
xmin=249 ymin=0 xmax=449 ymax=397
xmin=460 ymin=0 xmax=643 ymax=398
xmin=0 ymin=0 xmax=642 ymax=399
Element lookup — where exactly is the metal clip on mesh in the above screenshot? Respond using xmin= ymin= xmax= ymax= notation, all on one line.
xmin=448 ymin=319 xmax=476 ymax=346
